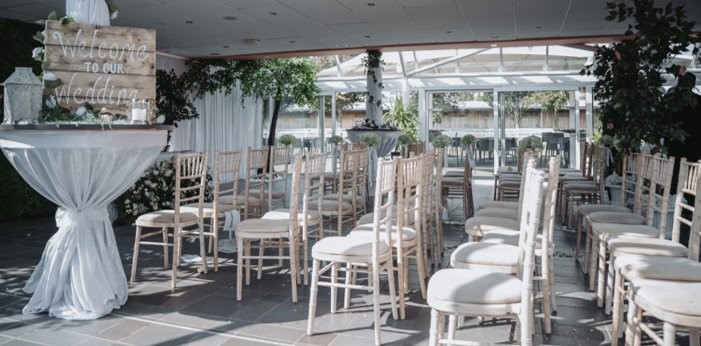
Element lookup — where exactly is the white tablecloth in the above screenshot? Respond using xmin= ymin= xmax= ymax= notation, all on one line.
xmin=0 ymin=128 xmax=167 ymax=319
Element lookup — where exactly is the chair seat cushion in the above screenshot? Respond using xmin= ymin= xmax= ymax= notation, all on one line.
xmin=476 ymin=200 xmax=517 ymax=211
xmin=347 ymin=224 xmax=417 ymax=243
xmin=249 ymin=188 xmax=285 ymax=199
xmin=442 ymin=167 xmax=465 ymax=177
xmin=219 ymin=195 xmax=262 ymax=205
xmin=427 ymin=268 xmax=522 ymax=308
xmin=181 ymin=202 xmax=235 ymax=217
xmin=608 ymin=237 xmax=688 ymax=258
xmin=442 ymin=176 xmax=464 ymax=186
xmin=312 ymin=236 xmax=390 ymax=259
xmin=262 ymin=209 xmax=320 ymax=221
xmin=136 ymin=210 xmax=198 ymax=225
xmin=464 ymin=216 xmax=520 ymax=237
xmin=633 ymin=279 xmax=701 ymax=317
xmin=322 ymin=193 xmax=365 ymax=206
xmin=577 ymin=204 xmax=630 ymax=215
xmin=235 ymin=219 xmax=288 ymax=235
xmin=562 ymin=181 xmax=597 ymax=190
xmin=356 ymin=208 xmax=415 ymax=226
xmin=475 ymin=207 xmax=519 ymax=220
xmin=481 ymin=231 xmax=544 ymax=249
xmin=592 ymin=223 xmax=659 ymax=241
xmin=307 ymin=199 xmax=354 ymax=212
xmin=450 ymin=242 xmax=519 ymax=269
xmin=617 ymin=256 xmax=701 ymax=281
xmin=497 ymin=180 xmax=520 ymax=188
xmin=587 ymin=211 xmax=646 ymax=225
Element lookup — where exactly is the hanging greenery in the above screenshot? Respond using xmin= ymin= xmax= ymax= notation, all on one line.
xmin=580 ymin=0 xmax=699 ymax=154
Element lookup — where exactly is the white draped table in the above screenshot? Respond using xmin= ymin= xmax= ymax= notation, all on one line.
xmin=0 ymin=125 xmax=169 ymax=320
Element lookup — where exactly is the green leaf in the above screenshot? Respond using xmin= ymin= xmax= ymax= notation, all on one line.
xmin=47 ymin=11 xmax=57 ymax=21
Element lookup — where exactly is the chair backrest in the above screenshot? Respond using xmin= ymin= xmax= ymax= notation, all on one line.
xmin=394 ymin=155 xmax=424 ymax=259
xmin=243 ymin=146 xmax=270 ymax=218
xmin=620 ymin=153 xmax=642 ymax=209
xmin=515 ymin=164 xmax=546 ymax=338
xmin=588 ymin=145 xmax=608 ymax=205
xmin=642 ymin=154 xmax=676 ymax=237
xmin=372 ymin=157 xmax=399 ymax=259
xmin=175 ymin=152 xmax=208 ymax=223
xmin=514 ymin=152 xmax=537 ymax=218
xmin=214 ymin=150 xmax=242 ymax=209
xmin=303 ymin=152 xmax=327 ymax=239
xmin=421 ymin=151 xmax=436 ymax=223
xmin=287 ymin=153 xmax=303 ymax=239
xmin=462 ymin=150 xmax=474 ymax=217
xmin=670 ymin=158 xmax=701 ymax=250
xmin=542 ymin=156 xmax=561 ymax=247
xmin=268 ymin=145 xmax=292 ymax=209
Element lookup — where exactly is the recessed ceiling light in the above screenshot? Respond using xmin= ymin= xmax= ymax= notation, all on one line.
xmin=535 ymin=26 xmax=543 ymax=29
xmin=446 ymin=30 xmax=453 ymax=34
xmin=269 ymin=11 xmax=277 ymax=16
xmin=210 ymin=53 xmax=220 ymax=56
xmin=243 ymin=38 xmax=262 ymax=46
xmin=490 ymin=35 xmax=499 ymax=39
xmin=185 ymin=20 xmax=193 ymax=24
xmin=223 ymin=16 xmax=237 ymax=21
xmin=364 ymin=35 xmax=371 ymax=38
xmin=289 ymin=40 xmax=296 ymax=43
xmin=223 ymin=45 xmax=230 ymax=48
xmin=368 ymin=2 xmax=375 ymax=6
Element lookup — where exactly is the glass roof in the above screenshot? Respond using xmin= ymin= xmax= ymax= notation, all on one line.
xmin=314 ymin=45 xmax=601 ymax=92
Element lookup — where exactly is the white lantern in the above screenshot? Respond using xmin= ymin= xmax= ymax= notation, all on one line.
xmin=2 ymin=67 xmax=42 ymax=124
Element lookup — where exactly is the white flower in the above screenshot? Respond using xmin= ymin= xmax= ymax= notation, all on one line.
xmin=44 ymin=96 xmax=57 ymax=109
xmin=164 ymin=170 xmax=173 ymax=177
xmin=156 ymin=115 xmax=166 ymax=124
xmin=43 ymin=71 xmax=57 ymax=81
xmin=110 ymin=10 xmax=118 ymax=20
xmin=75 ymin=106 xmax=87 ymax=117
xmin=32 ymin=47 xmax=44 ymax=59
xmin=84 ymin=111 xmax=95 ymax=120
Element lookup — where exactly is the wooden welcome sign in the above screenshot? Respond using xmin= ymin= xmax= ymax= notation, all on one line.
xmin=43 ymin=20 xmax=156 ymax=114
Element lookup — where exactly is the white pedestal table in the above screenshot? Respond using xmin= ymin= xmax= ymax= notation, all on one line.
xmin=0 ymin=125 xmax=169 ymax=319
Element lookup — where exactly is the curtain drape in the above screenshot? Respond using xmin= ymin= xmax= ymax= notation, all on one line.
xmin=171 ymin=85 xmax=263 ymax=176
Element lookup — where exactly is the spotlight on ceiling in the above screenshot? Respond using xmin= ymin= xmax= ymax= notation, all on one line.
xmin=243 ymin=39 xmax=262 ymax=47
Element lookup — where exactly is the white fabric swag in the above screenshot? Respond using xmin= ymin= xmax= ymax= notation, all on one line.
xmin=0 ymin=129 xmax=166 ymax=319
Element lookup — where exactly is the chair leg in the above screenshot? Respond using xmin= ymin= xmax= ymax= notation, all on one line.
xmin=416 ymin=244 xmax=428 ymax=300
xmin=212 ymin=218 xmax=219 ymax=272
xmin=257 ymin=240 xmax=265 ymax=280
xmin=605 ymin=255 xmax=616 ymax=314
xmin=306 ymin=258 xmax=320 ymax=336
xmin=236 ymin=237 xmax=244 ymax=301
xmin=588 ymin=233 xmax=599 ymax=291
xmin=343 ymin=262 xmax=352 ymax=309
xmin=596 ymin=240 xmax=607 ymax=308
xmin=130 ymin=226 xmax=143 ymax=283
xmin=372 ymin=261 xmax=382 ymax=346
xmin=198 ymin=221 xmax=207 ymax=274
xmin=397 ymin=255 xmax=407 ymax=320
xmin=289 ymin=237 xmax=298 ymax=304
xmin=385 ymin=260 xmax=398 ymax=320
xmin=171 ymin=227 xmax=182 ymax=290
xmin=542 ymin=259 xmax=553 ymax=335
xmin=663 ymin=322 xmax=676 ymax=346
xmin=330 ymin=262 xmax=338 ymax=314
xmin=611 ymin=269 xmax=625 ymax=345
xmin=428 ymin=309 xmax=443 ymax=346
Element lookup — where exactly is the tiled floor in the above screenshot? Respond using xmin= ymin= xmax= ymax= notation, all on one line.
xmin=0 ymin=164 xmax=613 ymax=345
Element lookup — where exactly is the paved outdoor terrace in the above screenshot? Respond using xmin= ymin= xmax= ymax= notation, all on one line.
xmin=0 ymin=165 xmax=615 ymax=345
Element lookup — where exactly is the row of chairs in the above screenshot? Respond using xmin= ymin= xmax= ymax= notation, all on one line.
xmin=129 ymin=145 xmax=294 ymax=289
xmin=427 ymin=155 xmax=562 ymax=344
xmin=568 ymin=150 xmax=701 ymax=345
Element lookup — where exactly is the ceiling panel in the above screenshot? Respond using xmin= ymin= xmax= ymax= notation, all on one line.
xmin=0 ymin=0 xmax=698 ymax=59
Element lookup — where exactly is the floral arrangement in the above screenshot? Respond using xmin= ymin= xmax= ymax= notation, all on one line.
xmin=398 ymin=134 xmax=416 ymax=145
xmin=518 ymin=135 xmax=544 ymax=151
xmin=432 ymin=134 xmax=452 ymax=148
xmin=278 ymin=134 xmax=297 ymax=147
xmin=327 ymin=135 xmax=344 ymax=145
xmin=116 ymin=158 xmax=213 ymax=223
xmin=605 ymin=171 xmax=622 ymax=186
xmin=351 ymin=118 xmax=398 ymax=130
xmin=461 ymin=134 xmax=477 ymax=146
xmin=360 ymin=133 xmax=381 ymax=147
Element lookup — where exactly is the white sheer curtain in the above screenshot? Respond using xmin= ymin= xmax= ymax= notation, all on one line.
xmin=171 ymin=85 xmax=263 ymax=175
